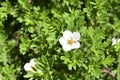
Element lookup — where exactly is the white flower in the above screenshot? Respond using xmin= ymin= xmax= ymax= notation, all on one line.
xmin=112 ymin=38 xmax=116 ymax=45
xmin=24 ymin=63 xmax=33 ymax=71
xmin=112 ymin=38 xmax=120 ymax=47
xmin=59 ymin=30 xmax=80 ymax=51
xmin=24 ymin=59 xmax=35 ymax=71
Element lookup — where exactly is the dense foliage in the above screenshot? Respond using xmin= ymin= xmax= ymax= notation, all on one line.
xmin=0 ymin=0 xmax=120 ymax=80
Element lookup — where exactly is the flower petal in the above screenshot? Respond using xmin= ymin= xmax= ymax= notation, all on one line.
xmin=59 ymin=37 xmax=67 ymax=45
xmin=73 ymin=32 xmax=80 ymax=41
xmin=112 ymin=38 xmax=116 ymax=45
xmin=62 ymin=44 xmax=72 ymax=51
xmin=63 ymin=30 xmax=73 ymax=40
xmin=24 ymin=63 xmax=33 ymax=71
xmin=72 ymin=41 xmax=80 ymax=49
xmin=30 ymin=59 xmax=35 ymax=67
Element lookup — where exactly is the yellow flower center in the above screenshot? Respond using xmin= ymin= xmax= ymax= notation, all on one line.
xmin=67 ymin=39 xmax=74 ymax=45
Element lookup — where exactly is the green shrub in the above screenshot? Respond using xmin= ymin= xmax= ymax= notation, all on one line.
xmin=0 ymin=0 xmax=120 ymax=80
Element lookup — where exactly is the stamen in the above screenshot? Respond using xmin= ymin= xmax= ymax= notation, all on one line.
xmin=67 ymin=39 xmax=74 ymax=45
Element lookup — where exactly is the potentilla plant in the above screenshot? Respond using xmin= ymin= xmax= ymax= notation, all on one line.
xmin=1 ymin=0 xmax=120 ymax=80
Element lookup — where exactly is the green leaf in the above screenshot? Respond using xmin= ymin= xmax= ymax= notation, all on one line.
xmin=102 ymin=56 xmax=115 ymax=67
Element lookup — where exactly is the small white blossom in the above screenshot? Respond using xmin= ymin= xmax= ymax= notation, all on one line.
xmin=24 ymin=63 xmax=33 ymax=71
xmin=24 ymin=59 xmax=35 ymax=71
xmin=112 ymin=38 xmax=116 ymax=45
xmin=112 ymin=38 xmax=120 ymax=47
xmin=59 ymin=30 xmax=80 ymax=51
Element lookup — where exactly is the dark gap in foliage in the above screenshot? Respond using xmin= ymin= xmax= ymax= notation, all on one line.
xmin=48 ymin=12 xmax=54 ymax=19
xmin=81 ymin=0 xmax=87 ymax=11
xmin=8 ymin=0 xmax=17 ymax=6
xmin=84 ymin=13 xmax=91 ymax=27
xmin=0 ymin=0 xmax=5 ymax=3
xmin=0 ymin=3 xmax=2 ymax=7
xmin=32 ymin=0 xmax=51 ymax=9
xmin=81 ymin=0 xmax=91 ymax=27
xmin=3 ymin=14 xmax=22 ymax=40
